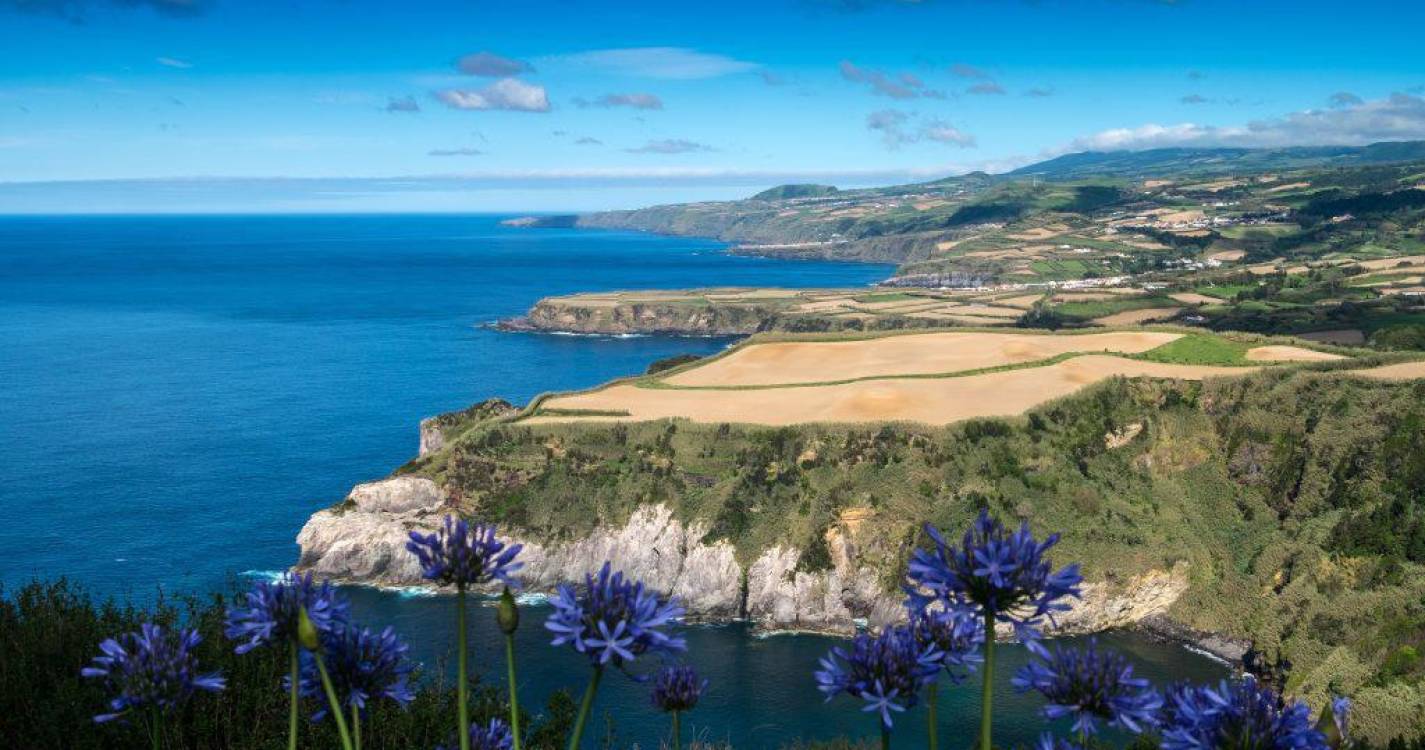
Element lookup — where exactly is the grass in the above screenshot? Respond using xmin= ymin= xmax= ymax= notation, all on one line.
xmin=1051 ymin=295 xmax=1175 ymax=320
xmin=1196 ymin=283 xmax=1257 ymax=299
xmin=1137 ymin=334 xmax=1252 ymax=366
xmin=531 ymin=408 xmax=631 ymax=418
xmin=851 ymin=292 xmax=919 ymax=303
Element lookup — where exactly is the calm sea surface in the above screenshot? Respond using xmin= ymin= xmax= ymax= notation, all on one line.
xmin=0 ymin=213 xmax=1224 ymax=748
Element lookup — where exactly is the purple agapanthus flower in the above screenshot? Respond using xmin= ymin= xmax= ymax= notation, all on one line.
xmin=224 ymin=572 xmax=350 ymax=654
xmin=1037 ymin=733 xmax=1083 ymax=750
xmin=907 ymin=603 xmax=983 ymax=684
xmin=1161 ymin=676 xmax=1327 ymax=750
xmin=906 ymin=510 xmax=1082 ymax=655
xmin=1012 ymin=639 xmax=1162 ymax=737
xmin=296 ymin=624 xmax=414 ymax=720
xmin=650 ymin=663 xmax=708 ymax=713
xmin=814 ymin=625 xmax=941 ymax=730
xmin=438 ymin=718 xmax=515 ymax=750
xmin=544 ymin=562 xmax=686 ymax=668
xmin=406 ymin=516 xmax=524 ymax=589
xmin=1330 ymin=696 xmax=1351 ymax=743
xmin=81 ymin=622 xmax=225 ymax=723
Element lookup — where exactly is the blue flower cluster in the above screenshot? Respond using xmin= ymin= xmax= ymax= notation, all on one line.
xmin=906 ymin=510 xmax=1082 ymax=654
xmin=907 ymin=604 xmax=983 ymax=684
xmin=224 ymin=572 xmax=349 ymax=654
xmin=1012 ymin=639 xmax=1162 ymax=737
xmin=815 ymin=625 xmax=940 ymax=729
xmin=650 ymin=664 xmax=707 ymax=713
xmin=407 ymin=516 xmax=524 ymax=589
xmin=438 ymin=718 xmax=515 ymax=750
xmin=81 ymin=622 xmax=226 ymax=724
xmin=297 ymin=624 xmax=415 ymax=720
xmin=545 ymin=561 xmax=686 ymax=667
xmin=1161 ymin=676 xmax=1328 ymax=750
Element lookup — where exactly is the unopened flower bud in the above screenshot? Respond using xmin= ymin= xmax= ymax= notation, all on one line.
xmin=297 ymin=607 xmax=321 ymax=650
xmin=496 ymin=587 xmax=519 ymax=635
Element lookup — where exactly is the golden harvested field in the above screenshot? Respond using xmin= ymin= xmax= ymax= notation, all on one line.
xmin=1346 ymin=361 xmax=1425 ymax=381
xmin=1170 ymin=292 xmax=1225 ymax=305
xmin=1092 ymin=308 xmax=1182 ymax=326
xmin=997 ymin=294 xmax=1046 ymax=309
xmin=1207 ymin=250 xmax=1247 ymax=262
xmin=661 ymin=331 xmax=1182 ymax=387
xmin=527 ymin=355 xmax=1255 ymax=427
xmin=1244 ymin=346 xmax=1345 ymax=362
xmin=1356 ymin=255 xmax=1425 ymax=271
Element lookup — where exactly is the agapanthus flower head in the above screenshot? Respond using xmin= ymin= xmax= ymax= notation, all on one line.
xmin=1012 ymin=639 xmax=1162 ymax=737
xmin=1161 ymin=676 xmax=1326 ymax=750
xmin=814 ymin=625 xmax=941 ymax=730
xmin=296 ymin=624 xmax=414 ymax=720
xmin=224 ymin=572 xmax=349 ymax=654
xmin=650 ymin=663 xmax=708 ymax=713
xmin=907 ymin=602 xmax=983 ymax=683
xmin=544 ymin=561 xmax=686 ymax=668
xmin=1327 ymin=696 xmax=1351 ymax=746
xmin=906 ymin=510 xmax=1082 ymax=655
xmin=81 ymin=622 xmax=225 ymax=723
xmin=406 ymin=516 xmax=524 ymax=589
xmin=1037 ymin=733 xmax=1083 ymax=750
xmin=438 ymin=718 xmax=514 ymax=750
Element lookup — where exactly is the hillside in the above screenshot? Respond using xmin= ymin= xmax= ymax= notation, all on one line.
xmin=506 ymin=141 xmax=1425 ymax=294
xmin=299 ymin=327 xmax=1425 ymax=741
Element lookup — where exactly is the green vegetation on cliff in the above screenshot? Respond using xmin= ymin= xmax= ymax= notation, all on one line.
xmin=401 ymin=366 xmax=1425 ymax=739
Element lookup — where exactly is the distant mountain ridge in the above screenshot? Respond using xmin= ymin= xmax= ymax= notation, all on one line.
xmin=1008 ymin=140 xmax=1425 ymax=181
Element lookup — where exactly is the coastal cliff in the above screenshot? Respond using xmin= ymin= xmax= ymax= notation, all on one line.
xmin=508 ymin=294 xmax=778 ymax=336
xmin=296 ymin=476 xmax=1198 ymax=640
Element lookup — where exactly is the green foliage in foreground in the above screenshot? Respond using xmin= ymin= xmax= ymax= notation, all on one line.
xmin=0 ymin=580 xmax=576 ymax=750
xmin=404 ymin=369 xmax=1425 ymax=741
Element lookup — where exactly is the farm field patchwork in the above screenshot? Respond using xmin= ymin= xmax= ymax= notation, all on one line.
xmin=518 ymin=329 xmax=1391 ymax=427
xmin=660 ymin=330 xmax=1182 ymax=387
xmin=525 ymin=354 xmax=1261 ymax=426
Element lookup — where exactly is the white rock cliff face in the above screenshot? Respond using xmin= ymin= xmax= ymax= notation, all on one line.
xmin=295 ymin=476 xmax=1191 ymax=635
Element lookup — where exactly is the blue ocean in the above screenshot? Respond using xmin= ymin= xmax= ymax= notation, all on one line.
xmin=0 ymin=214 xmax=1223 ymax=748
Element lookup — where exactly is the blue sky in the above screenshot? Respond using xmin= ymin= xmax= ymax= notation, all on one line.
xmin=2 ymin=0 xmax=1424 ymax=212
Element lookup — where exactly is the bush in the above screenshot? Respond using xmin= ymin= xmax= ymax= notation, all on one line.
xmin=0 ymin=580 xmax=572 ymax=750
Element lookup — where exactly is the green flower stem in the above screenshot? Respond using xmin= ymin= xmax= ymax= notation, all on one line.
xmin=880 ymin=724 xmax=890 ymax=750
xmin=672 ymin=710 xmax=682 ymax=750
xmin=148 ymin=707 xmax=162 ymax=750
xmin=313 ymin=650 xmax=355 ymax=750
xmin=926 ymin=680 xmax=939 ymax=750
xmin=505 ymin=632 xmax=523 ymax=750
xmin=351 ymin=704 xmax=362 ymax=750
xmin=980 ymin=611 xmax=996 ymax=750
xmin=457 ymin=584 xmax=470 ymax=750
xmin=566 ymin=665 xmax=603 ymax=750
xmin=288 ymin=642 xmax=300 ymax=750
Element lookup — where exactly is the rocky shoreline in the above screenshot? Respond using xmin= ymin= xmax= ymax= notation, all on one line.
xmin=294 ymin=473 xmax=1239 ymax=661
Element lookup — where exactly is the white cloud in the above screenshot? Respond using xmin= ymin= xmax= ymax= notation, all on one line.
xmin=1064 ymin=93 xmax=1425 ymax=152
xmin=574 ymin=93 xmax=664 ymax=110
xmin=455 ymin=52 xmax=534 ymax=77
xmin=625 ymin=138 xmax=715 ymax=154
xmin=867 ymin=110 xmax=975 ymax=150
xmin=428 ymin=148 xmax=483 ymax=157
xmin=547 ymin=48 xmax=757 ymax=80
xmin=922 ymin=121 xmax=976 ymax=147
xmin=156 ymin=56 xmax=192 ymax=69
xmin=434 ymin=79 xmax=550 ymax=113
xmin=841 ymin=60 xmax=944 ymax=99
xmin=948 ymin=63 xmax=990 ymax=80
xmin=384 ymin=96 xmax=420 ymax=113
